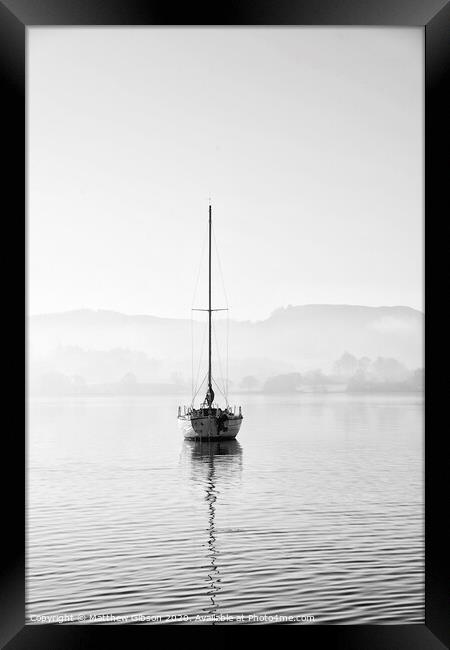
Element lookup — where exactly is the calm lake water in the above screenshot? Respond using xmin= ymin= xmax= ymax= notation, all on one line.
xmin=27 ymin=393 xmax=424 ymax=625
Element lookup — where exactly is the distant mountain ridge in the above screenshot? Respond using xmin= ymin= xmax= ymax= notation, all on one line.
xmin=30 ymin=304 xmax=423 ymax=325
xmin=29 ymin=305 xmax=423 ymax=383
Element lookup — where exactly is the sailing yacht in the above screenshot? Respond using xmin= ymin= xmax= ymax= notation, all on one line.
xmin=177 ymin=205 xmax=243 ymax=440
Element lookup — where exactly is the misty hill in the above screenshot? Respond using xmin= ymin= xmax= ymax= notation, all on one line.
xmin=29 ymin=305 xmax=423 ymax=385
xmin=250 ymin=304 xmax=423 ymax=370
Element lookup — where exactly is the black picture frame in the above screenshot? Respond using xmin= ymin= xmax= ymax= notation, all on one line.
xmin=2 ymin=0 xmax=448 ymax=646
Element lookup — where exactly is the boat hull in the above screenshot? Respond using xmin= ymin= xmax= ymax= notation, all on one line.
xmin=178 ymin=413 xmax=242 ymax=440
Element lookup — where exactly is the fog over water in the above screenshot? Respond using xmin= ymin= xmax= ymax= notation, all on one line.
xmin=28 ymin=305 xmax=423 ymax=397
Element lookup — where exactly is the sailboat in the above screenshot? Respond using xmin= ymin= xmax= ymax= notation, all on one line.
xmin=177 ymin=205 xmax=243 ymax=440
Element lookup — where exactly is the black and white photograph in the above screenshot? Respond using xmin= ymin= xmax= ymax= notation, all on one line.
xmin=24 ymin=25 xmax=428 ymax=627
xmin=26 ymin=24 xmax=426 ymax=628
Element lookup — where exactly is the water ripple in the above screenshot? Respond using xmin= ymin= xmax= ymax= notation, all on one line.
xmin=27 ymin=394 xmax=424 ymax=624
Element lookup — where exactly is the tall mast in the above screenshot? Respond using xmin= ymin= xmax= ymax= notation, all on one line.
xmin=208 ymin=204 xmax=212 ymax=397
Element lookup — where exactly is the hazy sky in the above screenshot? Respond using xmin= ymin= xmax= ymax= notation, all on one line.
xmin=28 ymin=28 xmax=423 ymax=321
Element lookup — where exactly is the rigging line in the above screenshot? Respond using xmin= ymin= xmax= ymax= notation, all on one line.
xmin=212 ymin=319 xmax=224 ymax=394
xmin=191 ymin=309 xmax=194 ymax=399
xmin=212 ymin=319 xmax=227 ymax=402
xmin=221 ymin=319 xmax=229 ymax=402
xmin=193 ymin=375 xmax=207 ymax=405
xmin=193 ymin=321 xmax=208 ymax=399
xmin=226 ymin=307 xmax=229 ymax=400
xmin=212 ymin=224 xmax=229 ymax=308
xmin=212 ymin=223 xmax=230 ymax=400
xmin=212 ymin=377 xmax=228 ymax=402
xmin=192 ymin=371 xmax=208 ymax=403
xmin=190 ymin=222 xmax=208 ymax=401
xmin=191 ymin=223 xmax=209 ymax=309
xmin=194 ymin=321 xmax=207 ymax=394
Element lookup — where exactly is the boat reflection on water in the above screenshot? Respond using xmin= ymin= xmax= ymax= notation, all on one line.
xmin=182 ymin=440 xmax=243 ymax=623
xmin=184 ymin=439 xmax=243 ymax=463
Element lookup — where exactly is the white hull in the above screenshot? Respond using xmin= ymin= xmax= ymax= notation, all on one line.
xmin=178 ymin=413 xmax=242 ymax=440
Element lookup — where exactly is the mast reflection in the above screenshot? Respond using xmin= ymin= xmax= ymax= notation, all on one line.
xmin=183 ymin=439 xmax=243 ymax=623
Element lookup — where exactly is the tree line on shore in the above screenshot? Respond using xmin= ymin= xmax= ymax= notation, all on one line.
xmin=29 ymin=352 xmax=423 ymax=396
xmin=241 ymin=352 xmax=423 ymax=393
